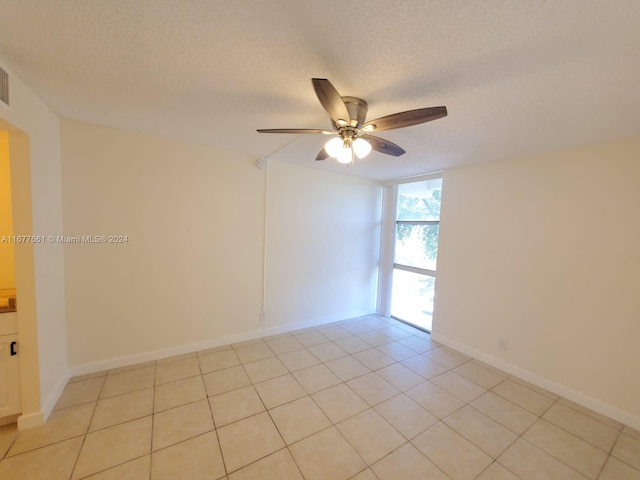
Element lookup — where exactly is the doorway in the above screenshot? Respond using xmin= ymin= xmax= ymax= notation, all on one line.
xmin=0 ymin=120 xmax=42 ymax=428
xmin=0 ymin=130 xmax=17 ymax=312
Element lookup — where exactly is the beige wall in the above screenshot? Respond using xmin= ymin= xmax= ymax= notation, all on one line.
xmin=62 ymin=120 xmax=264 ymax=366
xmin=434 ymin=137 xmax=640 ymax=427
xmin=265 ymin=161 xmax=380 ymax=325
xmin=61 ymin=121 xmax=381 ymax=369
xmin=0 ymin=56 xmax=68 ymax=427
xmin=0 ymin=131 xmax=15 ymax=290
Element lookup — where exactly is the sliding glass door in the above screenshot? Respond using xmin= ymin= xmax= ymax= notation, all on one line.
xmin=389 ymin=178 xmax=442 ymax=331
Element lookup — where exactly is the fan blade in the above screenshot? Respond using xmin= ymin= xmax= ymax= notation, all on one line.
xmin=312 ymin=78 xmax=350 ymax=124
xmin=363 ymin=106 xmax=447 ymax=132
xmin=315 ymin=148 xmax=329 ymax=161
xmin=257 ymin=128 xmax=333 ymax=134
xmin=361 ymin=135 xmax=406 ymax=157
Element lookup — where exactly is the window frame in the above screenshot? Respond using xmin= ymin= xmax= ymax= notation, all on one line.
xmin=377 ymin=173 xmax=443 ymax=332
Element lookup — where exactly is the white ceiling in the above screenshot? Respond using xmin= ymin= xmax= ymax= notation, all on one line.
xmin=1 ymin=1 xmax=639 ymax=181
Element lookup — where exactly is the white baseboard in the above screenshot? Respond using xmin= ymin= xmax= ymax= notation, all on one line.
xmin=70 ymin=311 xmax=372 ymax=377
xmin=0 ymin=414 xmax=19 ymax=427
xmin=431 ymin=332 xmax=640 ymax=431
xmin=41 ymin=370 xmax=71 ymax=422
xmin=17 ymin=410 xmax=44 ymax=430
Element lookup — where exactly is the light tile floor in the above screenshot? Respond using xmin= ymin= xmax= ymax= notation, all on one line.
xmin=1 ymin=315 xmax=639 ymax=479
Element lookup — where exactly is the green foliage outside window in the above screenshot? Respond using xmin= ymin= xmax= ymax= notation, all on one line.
xmin=396 ymin=188 xmax=441 ymax=263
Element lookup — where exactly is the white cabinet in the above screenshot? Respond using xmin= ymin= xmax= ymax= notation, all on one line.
xmin=0 ymin=334 xmax=21 ymax=418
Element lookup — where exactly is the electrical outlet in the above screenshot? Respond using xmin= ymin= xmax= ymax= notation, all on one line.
xmin=498 ymin=338 xmax=508 ymax=350
xmin=259 ymin=311 xmax=266 ymax=321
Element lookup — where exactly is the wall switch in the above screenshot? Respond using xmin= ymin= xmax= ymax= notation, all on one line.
xmin=498 ymin=338 xmax=508 ymax=350
xmin=259 ymin=311 xmax=266 ymax=321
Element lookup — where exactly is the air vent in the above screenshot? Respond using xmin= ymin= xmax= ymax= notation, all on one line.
xmin=0 ymin=67 xmax=9 ymax=107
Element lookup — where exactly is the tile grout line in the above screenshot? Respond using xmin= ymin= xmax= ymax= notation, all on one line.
xmin=447 ymin=371 xmax=629 ymax=478
xmin=0 ymin=425 xmax=19 ymax=462
xmin=474 ymin=459 xmax=521 ymax=480
xmin=69 ymin=363 xmax=156 ymax=478
xmin=3 ymin=316 xmax=638 ymax=479
xmin=511 ymin=394 xmax=607 ymax=480
xmin=605 ymin=432 xmax=638 ymax=472
xmin=557 ymin=398 xmax=626 ymax=432
xmin=216 ymin=330 xmax=415 ymax=476
xmin=68 ymin=373 xmax=106 ymax=480
xmin=540 ymin=402 xmax=622 ymax=455
xmin=199 ymin=358 xmax=229 ymax=480
xmin=248 ymin=361 xmax=309 ymax=480
xmin=300 ymin=356 xmax=434 ymax=478
xmin=222 ymin=340 xmax=295 ymax=477
xmin=148 ymin=361 xmax=157 ymax=480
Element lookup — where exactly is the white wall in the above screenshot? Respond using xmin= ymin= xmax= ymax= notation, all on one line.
xmin=434 ymin=137 xmax=640 ymax=427
xmin=265 ymin=161 xmax=380 ymax=325
xmin=61 ymin=120 xmax=265 ymax=367
xmin=61 ymin=121 xmax=381 ymax=370
xmin=0 ymin=56 xmax=68 ymax=427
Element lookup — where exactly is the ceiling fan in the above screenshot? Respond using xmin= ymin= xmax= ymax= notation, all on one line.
xmin=257 ymin=78 xmax=447 ymax=165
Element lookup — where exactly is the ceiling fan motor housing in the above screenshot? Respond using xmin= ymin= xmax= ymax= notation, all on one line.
xmin=341 ymin=96 xmax=368 ymax=127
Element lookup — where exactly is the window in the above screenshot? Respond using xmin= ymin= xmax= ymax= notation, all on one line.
xmin=381 ymin=177 xmax=442 ymax=331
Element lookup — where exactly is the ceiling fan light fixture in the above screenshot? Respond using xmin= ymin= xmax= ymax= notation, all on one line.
xmin=336 ymin=146 xmax=354 ymax=164
xmin=257 ymin=78 xmax=448 ymax=163
xmin=324 ymin=137 xmax=343 ymax=157
xmin=353 ymin=138 xmax=372 ymax=159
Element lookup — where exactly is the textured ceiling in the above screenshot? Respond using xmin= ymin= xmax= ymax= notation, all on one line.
xmin=0 ymin=0 xmax=639 ymax=181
